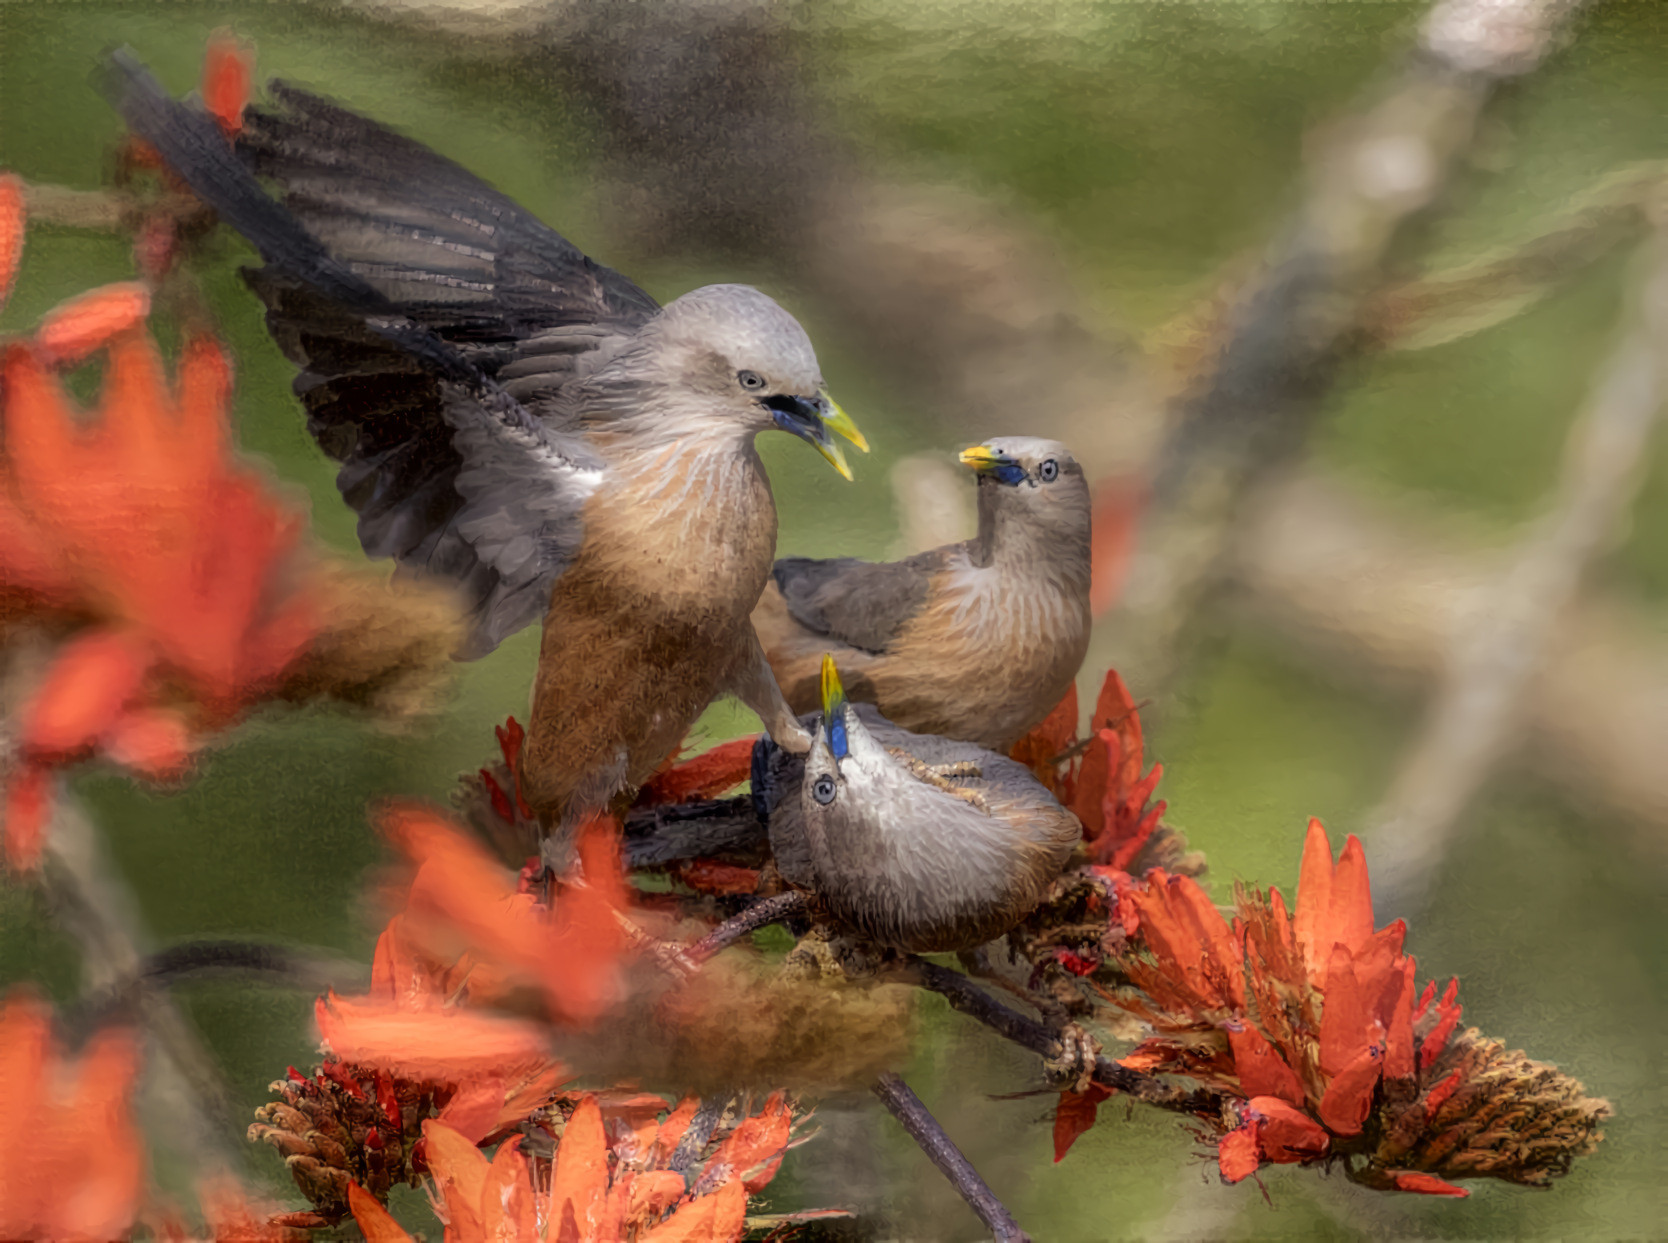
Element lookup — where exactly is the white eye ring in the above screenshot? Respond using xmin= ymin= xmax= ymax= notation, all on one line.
xmin=738 ymin=369 xmax=766 ymax=391
xmin=812 ymin=774 xmax=837 ymax=805
xmin=1038 ymin=458 xmax=1059 ymax=483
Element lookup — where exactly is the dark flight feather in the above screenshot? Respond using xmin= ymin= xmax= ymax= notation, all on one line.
xmin=102 ymin=52 xmax=653 ymax=657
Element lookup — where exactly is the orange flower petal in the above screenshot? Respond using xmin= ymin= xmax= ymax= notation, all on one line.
xmin=1390 ymin=1171 xmax=1469 ymax=1197
xmin=641 ymin=1177 xmax=747 ymax=1243
xmin=1247 ymin=1097 xmax=1330 ymax=1163
xmin=347 ymin=1182 xmax=413 ymax=1243
xmin=35 ymin=284 xmax=151 ymax=365
xmin=627 ymin=1170 xmax=689 ymax=1224
xmin=478 ymin=1137 xmax=539 ymax=1240
xmin=1226 ymin=1024 xmax=1306 ymax=1107
xmin=315 ymin=993 xmax=552 ymax=1082
xmin=102 ymin=705 xmax=193 ymax=778
xmin=20 ymin=629 xmax=155 ymax=759
xmin=0 ymin=174 xmax=23 ymax=310
xmin=436 ymin=1075 xmax=505 ymax=1145
xmin=1316 ymin=1043 xmax=1383 ymax=1137
xmin=1293 ymin=817 xmax=1334 ymax=987
xmin=643 ymin=736 xmax=757 ymax=804
xmin=1053 ymin=1084 xmax=1113 ymax=1162
xmin=3 ymin=765 xmax=53 ymax=871
xmin=706 ymin=1092 xmax=791 ymax=1194
xmin=1325 ymin=835 xmax=1375 ymax=959
xmin=201 ymin=31 xmax=254 ymax=136
xmin=652 ymin=1097 xmax=701 ymax=1166
xmin=422 ymin=1119 xmax=491 ymax=1223
xmin=1217 ymin=1123 xmax=1261 ymax=1184
xmin=549 ymin=1095 xmax=610 ymax=1238
xmin=1009 ymin=682 xmax=1078 ymax=788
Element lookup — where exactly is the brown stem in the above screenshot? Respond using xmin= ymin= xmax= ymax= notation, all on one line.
xmin=904 ymin=959 xmax=1222 ymax=1114
xmin=684 ymin=891 xmax=810 ymax=964
xmin=872 ymin=1072 xmax=1031 ymax=1243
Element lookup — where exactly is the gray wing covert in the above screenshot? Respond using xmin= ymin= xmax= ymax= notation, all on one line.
xmin=770 ymin=552 xmax=944 ymax=654
xmin=105 ymin=55 xmax=655 ymax=657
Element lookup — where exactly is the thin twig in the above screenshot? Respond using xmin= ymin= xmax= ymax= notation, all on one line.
xmin=1367 ymin=221 xmax=1668 ymax=915
xmin=872 ymin=1072 xmax=1031 ymax=1243
xmin=38 ymin=793 xmax=244 ymax=1171
xmin=1103 ymin=0 xmax=1589 ymax=700
xmin=903 ymin=959 xmax=1222 ymax=1114
xmin=685 ymin=891 xmax=810 ymax=964
xmin=667 ymin=1094 xmax=729 ymax=1175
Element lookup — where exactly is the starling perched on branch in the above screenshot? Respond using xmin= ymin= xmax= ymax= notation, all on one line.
xmin=754 ymin=438 xmax=1090 ymax=750
xmin=757 ymin=657 xmax=1082 ymax=953
xmin=104 ymin=53 xmax=867 ymax=821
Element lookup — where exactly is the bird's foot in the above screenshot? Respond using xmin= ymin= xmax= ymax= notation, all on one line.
xmin=887 ymin=749 xmax=989 ymax=812
xmin=1042 ymin=1021 xmax=1103 ymax=1094
xmin=783 ymin=924 xmax=899 ymax=982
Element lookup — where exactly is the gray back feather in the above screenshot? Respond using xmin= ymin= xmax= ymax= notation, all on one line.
xmin=771 ymin=552 xmax=945 ymax=654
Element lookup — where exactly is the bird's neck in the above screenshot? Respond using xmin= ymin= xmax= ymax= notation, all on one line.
xmin=972 ymin=492 xmax=1091 ymax=592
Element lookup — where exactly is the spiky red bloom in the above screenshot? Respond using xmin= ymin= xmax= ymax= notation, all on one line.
xmin=1084 ymin=820 xmax=1609 ymax=1193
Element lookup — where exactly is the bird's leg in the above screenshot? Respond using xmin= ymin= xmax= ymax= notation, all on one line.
xmin=955 ymin=946 xmax=1071 ymax=1024
xmin=729 ymin=625 xmax=812 ymax=753
xmin=886 ymin=749 xmax=990 ymax=813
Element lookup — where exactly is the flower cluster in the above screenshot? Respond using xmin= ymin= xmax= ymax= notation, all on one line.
xmin=346 ymin=1091 xmax=819 ymax=1243
xmin=1 ymin=46 xmax=462 ymax=871
xmin=0 ymin=993 xmax=142 ymax=1240
xmin=1078 ymin=819 xmax=1611 ymax=1194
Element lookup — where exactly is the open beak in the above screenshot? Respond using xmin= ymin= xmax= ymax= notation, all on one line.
xmin=820 ymin=653 xmax=850 ymax=760
xmin=767 ymin=392 xmax=869 ymax=481
xmin=958 ymin=444 xmax=1027 ymax=486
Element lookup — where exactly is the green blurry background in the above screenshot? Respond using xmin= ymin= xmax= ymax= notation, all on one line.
xmin=1 ymin=1 xmax=1663 ymax=1238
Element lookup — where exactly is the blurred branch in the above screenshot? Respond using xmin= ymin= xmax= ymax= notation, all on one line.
xmin=1361 ymin=224 xmax=1668 ymax=913
xmin=1103 ymin=0 xmax=1588 ymax=698
xmin=39 ymin=794 xmax=245 ymax=1171
xmin=872 ymin=1072 xmax=1031 ymax=1243
xmin=20 ymin=180 xmax=126 ymax=231
xmin=903 ymin=959 xmax=1222 ymax=1115
xmin=1230 ymin=468 xmax=1668 ymax=867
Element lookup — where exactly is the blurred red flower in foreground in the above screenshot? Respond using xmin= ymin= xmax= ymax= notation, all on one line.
xmin=1063 ymin=819 xmax=1611 ymax=1194
xmin=0 ymin=992 xmax=142 ymax=1241
xmin=1 ymin=187 xmax=460 ymax=869
xmin=347 ymin=1092 xmax=792 ymax=1243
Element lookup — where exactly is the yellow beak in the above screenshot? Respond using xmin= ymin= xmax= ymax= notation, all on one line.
xmin=821 ymin=392 xmax=870 ymax=455
xmin=820 ymin=653 xmax=847 ymax=719
xmin=959 ymin=444 xmax=1002 ymax=471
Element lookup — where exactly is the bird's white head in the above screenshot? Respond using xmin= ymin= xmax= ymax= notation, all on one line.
xmin=650 ymin=284 xmax=868 ymax=478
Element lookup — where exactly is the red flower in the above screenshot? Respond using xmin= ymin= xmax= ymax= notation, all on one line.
xmin=0 ymin=330 xmax=316 ymax=866
xmin=380 ymin=804 xmax=628 ymax=1026
xmin=1008 ymin=668 xmax=1172 ymax=875
xmin=346 ymin=1093 xmax=796 ymax=1242
xmin=1080 ymin=819 xmax=1610 ymax=1193
xmin=0 ymin=992 xmax=142 ymax=1240
xmin=641 ymin=735 xmax=757 ymax=805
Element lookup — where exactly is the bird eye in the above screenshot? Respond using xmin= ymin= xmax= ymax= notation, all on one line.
xmin=738 ymin=370 xmax=766 ymax=391
xmin=812 ymin=774 xmax=837 ymax=805
xmin=1038 ymin=458 xmax=1059 ymax=483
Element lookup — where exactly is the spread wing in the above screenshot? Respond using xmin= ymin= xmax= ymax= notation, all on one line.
xmin=770 ymin=552 xmax=945 ymax=654
xmin=104 ymin=53 xmax=659 ymax=657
